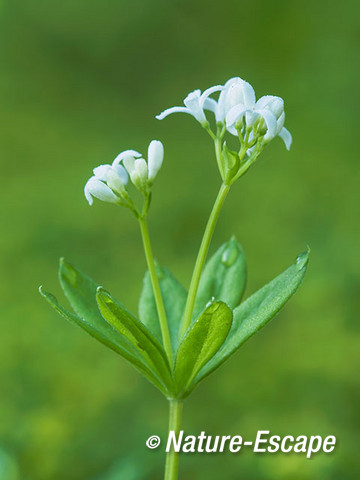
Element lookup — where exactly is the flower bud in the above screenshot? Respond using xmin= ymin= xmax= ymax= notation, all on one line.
xmin=148 ymin=140 xmax=164 ymax=181
xmin=256 ymin=95 xmax=284 ymax=120
xmin=84 ymin=177 xmax=119 ymax=206
xmin=124 ymin=156 xmax=148 ymax=189
xmin=224 ymin=78 xmax=256 ymax=117
xmin=107 ymin=164 xmax=128 ymax=196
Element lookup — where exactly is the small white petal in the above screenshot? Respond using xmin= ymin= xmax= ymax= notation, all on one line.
xmin=257 ymin=109 xmax=278 ymax=140
xmin=256 ymin=95 xmax=284 ymax=119
xmin=226 ymin=104 xmax=248 ymax=126
xmin=134 ymin=158 xmax=148 ymax=181
xmin=113 ymin=164 xmax=129 ymax=184
xmin=93 ymin=164 xmax=111 ymax=181
xmin=203 ymin=97 xmax=218 ymax=114
xmin=84 ymin=177 xmax=95 ymax=205
xmin=276 ymin=111 xmax=285 ymax=133
xmin=106 ymin=165 xmax=128 ymax=195
xmin=148 ymin=140 xmax=164 ymax=181
xmin=200 ymin=85 xmax=223 ymax=106
xmin=84 ymin=177 xmax=118 ymax=204
xmin=278 ymin=127 xmax=293 ymax=150
xmin=224 ymin=77 xmax=242 ymax=86
xmin=156 ymin=106 xmax=190 ymax=120
xmin=216 ymin=92 xmax=227 ymax=122
xmin=241 ymin=80 xmax=256 ymax=106
xmin=123 ymin=156 xmax=135 ymax=176
xmin=113 ymin=150 xmax=142 ymax=165
xmin=226 ymin=124 xmax=239 ymax=136
xmin=183 ymin=90 xmax=207 ymax=123
xmin=245 ymin=110 xmax=260 ymax=127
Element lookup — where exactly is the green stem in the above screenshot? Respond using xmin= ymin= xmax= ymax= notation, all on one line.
xmin=164 ymin=399 xmax=183 ymax=480
xmin=180 ymin=183 xmax=230 ymax=337
xmin=139 ymin=217 xmax=173 ymax=364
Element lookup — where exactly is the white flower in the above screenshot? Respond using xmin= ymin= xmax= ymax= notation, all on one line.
xmin=156 ymin=86 xmax=222 ymax=125
xmin=226 ymin=90 xmax=292 ymax=150
xmin=84 ymin=157 xmax=130 ymax=206
xmin=209 ymin=77 xmax=256 ymax=123
xmin=148 ymin=140 xmax=164 ymax=181
xmin=156 ymin=77 xmax=292 ymax=150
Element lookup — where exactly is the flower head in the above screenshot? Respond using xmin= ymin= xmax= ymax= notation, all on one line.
xmin=155 ymin=77 xmax=291 ymax=150
xmin=84 ymin=141 xmax=164 ymax=206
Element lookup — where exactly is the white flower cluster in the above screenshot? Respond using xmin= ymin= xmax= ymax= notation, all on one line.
xmin=84 ymin=140 xmax=163 ymax=206
xmin=156 ymin=77 xmax=292 ymax=150
xmin=85 ymin=77 xmax=292 ymax=207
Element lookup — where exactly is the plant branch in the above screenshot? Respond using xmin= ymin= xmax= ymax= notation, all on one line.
xmin=139 ymin=217 xmax=173 ymax=364
xmin=180 ymin=182 xmax=230 ymax=337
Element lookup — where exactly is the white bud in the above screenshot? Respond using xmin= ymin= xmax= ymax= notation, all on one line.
xmin=256 ymin=95 xmax=284 ymax=120
xmin=134 ymin=158 xmax=148 ymax=184
xmin=84 ymin=177 xmax=119 ymax=206
xmin=123 ymin=156 xmax=136 ymax=176
xmin=106 ymin=164 xmax=128 ymax=196
xmin=147 ymin=140 xmax=164 ymax=181
xmin=124 ymin=156 xmax=148 ymax=189
xmin=93 ymin=164 xmax=111 ymax=181
xmin=224 ymin=78 xmax=256 ymax=116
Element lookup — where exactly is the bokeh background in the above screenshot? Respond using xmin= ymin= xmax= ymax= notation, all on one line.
xmin=0 ymin=0 xmax=359 ymax=479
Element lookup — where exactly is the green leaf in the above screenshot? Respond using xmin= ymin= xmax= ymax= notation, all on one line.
xmin=58 ymin=257 xmax=105 ymax=329
xmin=139 ymin=265 xmax=187 ymax=352
xmin=96 ymin=287 xmax=174 ymax=391
xmin=174 ymin=300 xmax=233 ymax=397
xmin=192 ymin=249 xmax=310 ymax=389
xmin=39 ymin=286 xmax=169 ymax=395
xmin=193 ymin=237 xmax=246 ymax=321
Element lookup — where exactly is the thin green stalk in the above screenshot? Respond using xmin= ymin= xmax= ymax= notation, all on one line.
xmin=164 ymin=399 xmax=183 ymax=480
xmin=138 ymin=217 xmax=173 ymax=364
xmin=180 ymin=183 xmax=230 ymax=337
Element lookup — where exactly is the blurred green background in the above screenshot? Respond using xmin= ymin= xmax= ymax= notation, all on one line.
xmin=0 ymin=0 xmax=359 ymax=478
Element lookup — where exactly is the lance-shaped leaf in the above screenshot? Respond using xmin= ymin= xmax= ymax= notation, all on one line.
xmin=96 ymin=287 xmax=173 ymax=390
xmin=39 ymin=287 xmax=169 ymax=395
xmin=58 ymin=258 xmax=106 ymax=329
xmin=139 ymin=266 xmax=187 ymax=352
xmin=191 ymin=250 xmax=310 ymax=390
xmin=51 ymin=258 xmax=172 ymax=394
xmin=174 ymin=300 xmax=233 ymax=397
xmin=193 ymin=237 xmax=246 ymax=321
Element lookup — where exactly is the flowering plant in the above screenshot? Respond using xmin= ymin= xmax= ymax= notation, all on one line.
xmin=40 ymin=77 xmax=308 ymax=480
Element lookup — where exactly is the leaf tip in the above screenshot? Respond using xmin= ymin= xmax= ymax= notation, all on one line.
xmin=58 ymin=258 xmax=78 ymax=286
xmin=296 ymin=248 xmax=310 ymax=270
xmin=222 ymin=238 xmax=241 ymax=267
xmin=96 ymin=286 xmax=109 ymax=299
xmin=59 ymin=257 xmax=68 ymax=269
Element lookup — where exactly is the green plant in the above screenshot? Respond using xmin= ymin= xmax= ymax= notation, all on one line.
xmin=40 ymin=76 xmax=308 ymax=480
